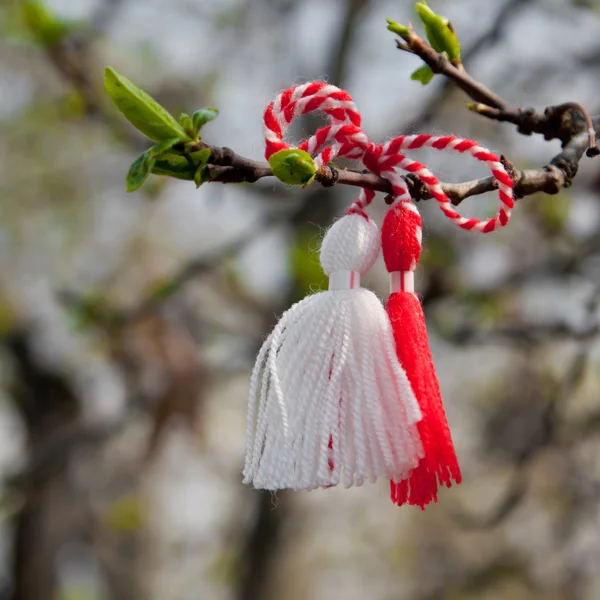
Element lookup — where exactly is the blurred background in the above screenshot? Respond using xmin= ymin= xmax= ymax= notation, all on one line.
xmin=1 ymin=0 xmax=600 ymax=598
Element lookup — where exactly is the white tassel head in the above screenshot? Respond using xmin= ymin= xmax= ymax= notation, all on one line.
xmin=244 ymin=212 xmax=423 ymax=491
xmin=320 ymin=213 xmax=380 ymax=275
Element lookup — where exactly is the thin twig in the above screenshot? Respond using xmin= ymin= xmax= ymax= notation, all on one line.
xmin=396 ymin=24 xmax=514 ymax=111
xmin=393 ymin=0 xmax=533 ymax=134
xmin=468 ymin=103 xmax=599 ymax=152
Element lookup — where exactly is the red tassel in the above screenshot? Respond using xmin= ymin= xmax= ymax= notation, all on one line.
xmin=381 ymin=200 xmax=461 ymax=509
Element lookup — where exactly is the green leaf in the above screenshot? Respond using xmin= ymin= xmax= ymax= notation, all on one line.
xmin=386 ymin=18 xmax=409 ymax=37
xmin=149 ymin=137 xmax=181 ymax=157
xmin=194 ymin=167 xmax=204 ymax=188
xmin=411 ymin=65 xmax=435 ymax=85
xmin=269 ymin=149 xmax=316 ymax=187
xmin=415 ymin=2 xmax=460 ymax=60
xmin=104 ymin=66 xmax=190 ymax=142
xmin=191 ymin=148 xmax=212 ymax=188
xmin=151 ymin=154 xmax=196 ymax=181
xmin=179 ymin=112 xmax=194 ymax=137
xmin=21 ymin=0 xmax=73 ymax=46
xmin=189 ymin=148 xmax=212 ymax=165
xmin=126 ymin=151 xmax=155 ymax=192
xmin=192 ymin=107 xmax=219 ymax=136
xmin=125 ymin=139 xmax=183 ymax=191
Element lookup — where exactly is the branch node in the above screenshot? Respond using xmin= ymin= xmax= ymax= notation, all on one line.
xmin=516 ymin=108 xmax=540 ymax=137
xmin=500 ymin=154 xmax=518 ymax=191
xmin=395 ymin=39 xmax=412 ymax=53
xmin=542 ymin=164 xmax=568 ymax=194
xmin=316 ymin=164 xmax=339 ymax=187
xmin=405 ymin=174 xmax=429 ymax=201
xmin=210 ymin=146 xmax=235 ymax=166
xmin=550 ymin=154 xmax=578 ymax=188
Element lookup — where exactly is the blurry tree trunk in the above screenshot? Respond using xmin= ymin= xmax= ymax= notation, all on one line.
xmin=13 ymin=488 xmax=57 ymax=600
xmin=6 ymin=330 xmax=155 ymax=600
xmin=7 ymin=332 xmax=81 ymax=600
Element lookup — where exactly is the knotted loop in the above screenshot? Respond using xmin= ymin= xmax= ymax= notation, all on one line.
xmin=264 ymin=82 xmax=362 ymax=161
xmin=264 ymin=83 xmax=377 ymax=219
xmin=299 ymin=124 xmax=370 ymax=166
xmin=376 ymin=135 xmax=514 ymax=233
xmin=264 ymin=82 xmax=515 ymax=233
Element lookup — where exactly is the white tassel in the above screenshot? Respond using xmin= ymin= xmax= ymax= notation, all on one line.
xmin=243 ymin=213 xmax=423 ymax=490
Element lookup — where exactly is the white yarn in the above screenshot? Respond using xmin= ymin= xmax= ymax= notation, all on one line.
xmin=320 ymin=213 xmax=380 ymax=275
xmin=243 ymin=214 xmax=423 ymax=490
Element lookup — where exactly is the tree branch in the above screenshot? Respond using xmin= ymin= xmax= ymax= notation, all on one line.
xmin=468 ymin=102 xmax=598 ymax=152
xmin=38 ymin=1 xmax=599 ymax=206
xmin=388 ymin=22 xmax=600 ymax=200
xmin=192 ymin=20 xmax=599 ymax=202
xmin=190 ymin=124 xmax=596 ymax=205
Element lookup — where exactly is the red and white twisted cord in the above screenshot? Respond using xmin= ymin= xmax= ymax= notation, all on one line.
xmin=264 ymin=82 xmax=375 ymax=217
xmin=263 ymin=82 xmax=515 ymax=232
xmin=376 ymin=135 xmax=514 ymax=233
xmin=263 ymin=82 xmax=361 ymax=160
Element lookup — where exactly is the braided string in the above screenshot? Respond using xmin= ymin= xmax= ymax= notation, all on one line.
xmin=264 ymin=82 xmax=377 ymax=219
xmin=264 ymin=82 xmax=515 ymax=232
xmin=263 ymin=82 xmax=361 ymax=160
xmin=376 ymin=135 xmax=514 ymax=233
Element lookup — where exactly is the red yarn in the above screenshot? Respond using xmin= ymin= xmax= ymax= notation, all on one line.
xmin=382 ymin=202 xmax=461 ymax=509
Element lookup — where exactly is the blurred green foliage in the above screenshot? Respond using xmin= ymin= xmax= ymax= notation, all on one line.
xmin=57 ymin=587 xmax=102 ymax=600
xmin=459 ymin=290 xmax=512 ymax=322
xmin=68 ymin=293 xmax=112 ymax=332
xmin=0 ymin=296 xmax=16 ymax=340
xmin=524 ymin=192 xmax=571 ymax=236
xmin=148 ymin=278 xmax=181 ymax=303
xmin=419 ymin=234 xmax=457 ymax=270
xmin=102 ymin=495 xmax=146 ymax=533
xmin=290 ymin=228 xmax=326 ymax=301
xmin=21 ymin=0 xmax=77 ymax=47
xmin=206 ymin=550 xmax=242 ymax=586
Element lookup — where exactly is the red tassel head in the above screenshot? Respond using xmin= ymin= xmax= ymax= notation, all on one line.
xmin=382 ymin=200 xmax=461 ymax=509
xmin=381 ymin=200 xmax=422 ymax=273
